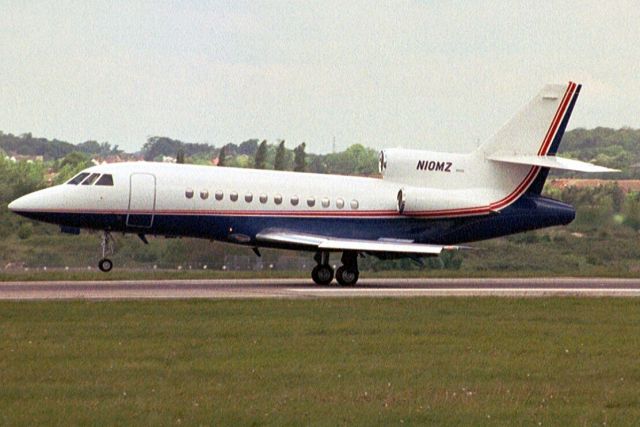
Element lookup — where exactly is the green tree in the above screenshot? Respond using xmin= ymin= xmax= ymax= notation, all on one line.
xmin=54 ymin=152 xmax=93 ymax=184
xmin=0 ymin=131 xmax=75 ymax=160
xmin=324 ymin=144 xmax=378 ymax=175
xmin=142 ymin=136 xmax=183 ymax=161
xmin=217 ymin=146 xmax=228 ymax=167
xmin=293 ymin=142 xmax=306 ymax=172
xmin=238 ymin=139 xmax=259 ymax=156
xmin=623 ymin=192 xmax=640 ymax=230
xmin=17 ymin=222 xmax=33 ymax=240
xmin=177 ymin=148 xmax=185 ymax=164
xmin=274 ymin=140 xmax=287 ymax=170
xmin=254 ymin=140 xmax=268 ymax=169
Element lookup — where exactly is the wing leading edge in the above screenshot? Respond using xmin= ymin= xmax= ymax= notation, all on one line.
xmin=255 ymin=230 xmax=461 ymax=255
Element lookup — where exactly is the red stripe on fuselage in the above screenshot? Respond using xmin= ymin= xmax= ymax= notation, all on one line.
xmin=16 ymin=207 xmax=401 ymax=219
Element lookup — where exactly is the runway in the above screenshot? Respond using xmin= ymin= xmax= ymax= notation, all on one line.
xmin=2 ymin=277 xmax=640 ymax=299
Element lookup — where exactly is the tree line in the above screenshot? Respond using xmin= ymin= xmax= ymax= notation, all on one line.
xmin=5 ymin=127 xmax=640 ymax=176
xmin=142 ymin=136 xmax=377 ymax=175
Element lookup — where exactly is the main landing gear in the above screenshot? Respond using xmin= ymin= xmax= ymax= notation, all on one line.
xmin=336 ymin=251 xmax=359 ymax=286
xmin=98 ymin=231 xmax=114 ymax=273
xmin=311 ymin=251 xmax=333 ymax=285
xmin=311 ymin=251 xmax=360 ymax=286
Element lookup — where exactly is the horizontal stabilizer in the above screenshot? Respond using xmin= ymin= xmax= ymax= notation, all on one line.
xmin=256 ymin=230 xmax=462 ymax=255
xmin=487 ymin=153 xmax=618 ymax=173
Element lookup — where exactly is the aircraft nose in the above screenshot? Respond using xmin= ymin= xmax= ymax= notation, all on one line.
xmin=8 ymin=190 xmax=48 ymax=212
xmin=8 ymin=195 xmax=27 ymax=211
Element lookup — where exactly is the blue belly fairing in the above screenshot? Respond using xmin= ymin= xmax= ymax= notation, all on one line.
xmin=15 ymin=195 xmax=575 ymax=248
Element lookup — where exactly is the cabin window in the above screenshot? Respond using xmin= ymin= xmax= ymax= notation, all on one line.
xmin=274 ymin=194 xmax=283 ymax=205
xmin=259 ymin=194 xmax=268 ymax=204
xmin=321 ymin=197 xmax=330 ymax=208
xmin=82 ymin=173 xmax=101 ymax=185
xmin=215 ymin=190 xmax=223 ymax=201
xmin=350 ymin=200 xmax=359 ymax=209
xmin=185 ymin=188 xmax=194 ymax=199
xmin=67 ymin=172 xmax=90 ymax=185
xmin=336 ymin=198 xmax=345 ymax=209
xmin=95 ymin=174 xmax=114 ymax=186
xmin=230 ymin=191 xmax=238 ymax=202
xmin=245 ymin=193 xmax=253 ymax=203
xmin=290 ymin=195 xmax=299 ymax=206
xmin=307 ymin=197 xmax=316 ymax=207
xmin=200 ymin=190 xmax=209 ymax=200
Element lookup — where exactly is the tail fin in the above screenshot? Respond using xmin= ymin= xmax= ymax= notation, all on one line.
xmin=479 ymin=82 xmax=580 ymax=158
xmin=480 ymin=82 xmax=586 ymax=195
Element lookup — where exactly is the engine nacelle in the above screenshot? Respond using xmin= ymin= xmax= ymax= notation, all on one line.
xmin=379 ymin=148 xmax=466 ymax=188
xmin=395 ymin=185 xmax=481 ymax=215
xmin=380 ymin=148 xmax=494 ymax=215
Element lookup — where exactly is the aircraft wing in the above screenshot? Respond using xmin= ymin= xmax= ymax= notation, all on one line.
xmin=255 ymin=230 xmax=461 ymax=255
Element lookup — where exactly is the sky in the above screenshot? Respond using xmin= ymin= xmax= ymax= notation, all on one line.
xmin=0 ymin=1 xmax=638 ymax=153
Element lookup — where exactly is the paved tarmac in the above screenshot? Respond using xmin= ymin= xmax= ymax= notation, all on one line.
xmin=2 ymin=277 xmax=640 ymax=299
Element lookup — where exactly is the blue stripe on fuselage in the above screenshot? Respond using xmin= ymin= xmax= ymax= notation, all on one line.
xmin=12 ymin=195 xmax=575 ymax=248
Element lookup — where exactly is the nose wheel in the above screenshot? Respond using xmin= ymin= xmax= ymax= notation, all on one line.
xmin=98 ymin=258 xmax=113 ymax=272
xmin=98 ymin=231 xmax=115 ymax=273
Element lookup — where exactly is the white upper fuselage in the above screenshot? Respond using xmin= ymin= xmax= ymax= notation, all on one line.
xmin=11 ymin=161 xmax=404 ymax=217
xmin=9 ymin=150 xmax=535 ymax=219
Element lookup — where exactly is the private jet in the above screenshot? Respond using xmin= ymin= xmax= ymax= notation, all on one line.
xmin=8 ymin=82 xmax=615 ymax=285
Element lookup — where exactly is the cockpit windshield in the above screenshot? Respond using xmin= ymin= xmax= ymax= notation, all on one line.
xmin=67 ymin=172 xmax=90 ymax=185
xmin=95 ymin=174 xmax=114 ymax=186
xmin=66 ymin=172 xmax=115 ymax=186
xmin=81 ymin=173 xmax=101 ymax=185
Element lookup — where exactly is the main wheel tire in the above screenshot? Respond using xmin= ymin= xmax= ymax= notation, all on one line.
xmin=311 ymin=265 xmax=334 ymax=285
xmin=336 ymin=266 xmax=359 ymax=286
xmin=98 ymin=258 xmax=113 ymax=273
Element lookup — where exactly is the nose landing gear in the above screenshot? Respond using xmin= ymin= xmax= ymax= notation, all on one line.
xmin=98 ymin=258 xmax=113 ymax=272
xmin=98 ymin=231 xmax=114 ymax=272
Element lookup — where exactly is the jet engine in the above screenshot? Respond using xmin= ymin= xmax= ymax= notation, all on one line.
xmin=395 ymin=186 xmax=468 ymax=214
xmin=379 ymin=148 xmax=460 ymax=186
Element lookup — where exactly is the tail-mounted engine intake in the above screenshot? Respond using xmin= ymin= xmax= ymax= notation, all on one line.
xmin=395 ymin=185 xmax=481 ymax=215
xmin=397 ymin=188 xmax=406 ymax=213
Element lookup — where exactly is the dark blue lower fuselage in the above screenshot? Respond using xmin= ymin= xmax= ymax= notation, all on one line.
xmin=16 ymin=194 xmax=575 ymax=249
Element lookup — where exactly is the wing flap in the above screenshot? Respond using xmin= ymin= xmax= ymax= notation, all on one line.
xmin=487 ymin=153 xmax=618 ymax=173
xmin=256 ymin=230 xmax=458 ymax=255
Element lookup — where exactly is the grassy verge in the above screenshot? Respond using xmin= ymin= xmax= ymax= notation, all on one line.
xmin=1 ymin=298 xmax=640 ymax=425
xmin=2 ymin=266 xmax=640 ymax=282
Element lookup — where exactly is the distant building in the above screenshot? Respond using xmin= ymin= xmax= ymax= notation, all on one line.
xmin=548 ymin=179 xmax=640 ymax=193
xmin=90 ymin=154 xmax=138 ymax=164
xmin=6 ymin=154 xmax=43 ymax=163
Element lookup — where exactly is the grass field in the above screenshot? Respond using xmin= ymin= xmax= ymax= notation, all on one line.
xmin=2 ymin=298 xmax=640 ymax=425
xmin=2 ymin=265 xmax=640 ymax=282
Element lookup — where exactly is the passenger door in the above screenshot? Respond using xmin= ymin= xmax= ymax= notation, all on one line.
xmin=127 ymin=173 xmax=156 ymax=228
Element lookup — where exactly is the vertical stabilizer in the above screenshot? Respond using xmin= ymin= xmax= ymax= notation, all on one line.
xmin=480 ymin=82 xmax=581 ymax=195
xmin=479 ymin=82 xmax=580 ymax=157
